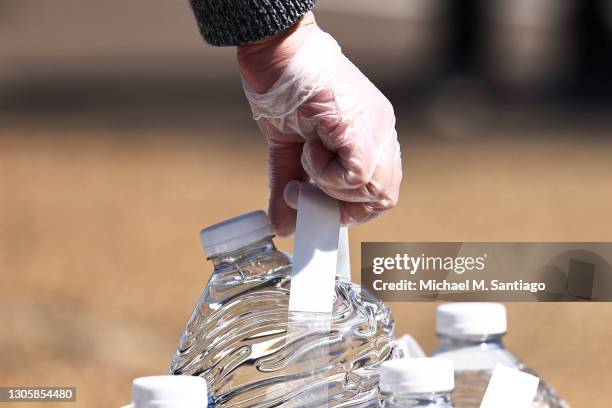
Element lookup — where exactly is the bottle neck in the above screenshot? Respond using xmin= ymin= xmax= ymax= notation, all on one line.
xmin=210 ymin=236 xmax=275 ymax=264
xmin=437 ymin=333 xmax=505 ymax=349
xmin=208 ymin=236 xmax=290 ymax=280
xmin=202 ymin=236 xmax=291 ymax=305
xmin=382 ymin=391 xmax=454 ymax=407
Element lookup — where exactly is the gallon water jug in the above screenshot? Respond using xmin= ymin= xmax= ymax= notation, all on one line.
xmin=431 ymin=303 xmax=568 ymax=408
xmin=170 ymin=209 xmax=395 ymax=407
xmin=379 ymin=358 xmax=455 ymax=408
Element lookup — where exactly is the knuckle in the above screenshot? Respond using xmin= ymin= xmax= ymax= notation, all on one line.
xmin=322 ymin=118 xmax=351 ymax=147
xmin=365 ymin=181 xmax=390 ymax=202
xmin=366 ymin=190 xmax=399 ymax=212
xmin=345 ymin=166 xmax=371 ymax=187
xmin=386 ymin=195 xmax=399 ymax=209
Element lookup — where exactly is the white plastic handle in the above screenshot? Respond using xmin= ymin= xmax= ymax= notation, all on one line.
xmin=394 ymin=334 xmax=426 ymax=358
xmin=289 ymin=184 xmax=350 ymax=313
xmin=336 ymin=226 xmax=351 ymax=281
xmin=480 ymin=364 xmax=540 ymax=408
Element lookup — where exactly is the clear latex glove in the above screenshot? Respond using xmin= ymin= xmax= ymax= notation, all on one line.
xmin=241 ymin=21 xmax=402 ymax=236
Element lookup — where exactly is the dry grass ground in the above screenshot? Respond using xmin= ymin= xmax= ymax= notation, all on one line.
xmin=1 ymin=115 xmax=611 ymax=407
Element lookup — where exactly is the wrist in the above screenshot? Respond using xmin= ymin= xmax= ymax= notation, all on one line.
xmin=237 ymin=12 xmax=317 ymax=93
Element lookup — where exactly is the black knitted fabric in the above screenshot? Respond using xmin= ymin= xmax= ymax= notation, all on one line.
xmin=189 ymin=0 xmax=317 ymax=46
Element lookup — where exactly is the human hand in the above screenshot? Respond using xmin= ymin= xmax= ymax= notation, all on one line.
xmin=238 ymin=13 xmax=402 ymax=236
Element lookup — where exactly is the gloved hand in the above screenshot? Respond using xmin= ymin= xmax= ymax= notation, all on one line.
xmin=238 ymin=12 xmax=402 ymax=236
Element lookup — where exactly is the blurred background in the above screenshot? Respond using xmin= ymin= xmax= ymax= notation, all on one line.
xmin=1 ymin=0 xmax=612 ymax=406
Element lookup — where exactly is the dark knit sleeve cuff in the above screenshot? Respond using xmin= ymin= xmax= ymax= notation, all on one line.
xmin=189 ymin=0 xmax=317 ymax=47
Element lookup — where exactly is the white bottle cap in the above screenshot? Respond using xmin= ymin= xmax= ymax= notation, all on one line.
xmin=380 ymin=358 xmax=455 ymax=394
xmin=200 ymin=210 xmax=273 ymax=257
xmin=437 ymin=302 xmax=507 ymax=336
xmin=128 ymin=376 xmax=206 ymax=408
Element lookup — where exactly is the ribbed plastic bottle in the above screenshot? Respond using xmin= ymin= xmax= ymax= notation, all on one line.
xmin=379 ymin=358 xmax=455 ymax=408
xmin=170 ymin=211 xmax=395 ymax=407
xmin=431 ymin=303 xmax=569 ymax=408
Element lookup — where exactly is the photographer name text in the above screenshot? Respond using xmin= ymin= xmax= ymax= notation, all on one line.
xmin=371 ymin=278 xmax=546 ymax=293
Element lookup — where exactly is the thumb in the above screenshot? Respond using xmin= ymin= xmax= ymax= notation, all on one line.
xmin=263 ymin=121 xmax=308 ymax=236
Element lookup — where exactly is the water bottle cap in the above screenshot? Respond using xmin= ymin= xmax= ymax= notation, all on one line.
xmin=380 ymin=358 xmax=455 ymax=394
xmin=437 ymin=302 xmax=507 ymax=336
xmin=200 ymin=210 xmax=273 ymax=257
xmin=131 ymin=376 xmax=206 ymax=408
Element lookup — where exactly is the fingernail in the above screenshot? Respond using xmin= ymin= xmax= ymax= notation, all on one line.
xmin=283 ymin=181 xmax=301 ymax=210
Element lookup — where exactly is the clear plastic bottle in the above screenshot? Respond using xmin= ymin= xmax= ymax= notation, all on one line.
xmin=379 ymin=358 xmax=456 ymax=408
xmin=431 ymin=303 xmax=569 ymax=408
xmin=170 ymin=211 xmax=395 ymax=407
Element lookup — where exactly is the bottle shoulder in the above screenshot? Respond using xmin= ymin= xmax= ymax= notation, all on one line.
xmin=432 ymin=342 xmax=522 ymax=371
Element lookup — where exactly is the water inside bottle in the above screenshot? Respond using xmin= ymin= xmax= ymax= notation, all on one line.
xmin=451 ymin=368 xmax=567 ymax=408
xmin=434 ymin=340 xmax=568 ymax=408
xmin=451 ymin=369 xmax=492 ymax=408
xmin=170 ymin=237 xmax=395 ymax=407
